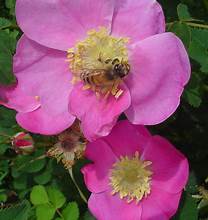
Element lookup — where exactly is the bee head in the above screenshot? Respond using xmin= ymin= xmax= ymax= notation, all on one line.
xmin=113 ymin=63 xmax=130 ymax=78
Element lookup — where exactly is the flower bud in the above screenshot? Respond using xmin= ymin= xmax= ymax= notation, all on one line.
xmin=12 ymin=132 xmax=34 ymax=155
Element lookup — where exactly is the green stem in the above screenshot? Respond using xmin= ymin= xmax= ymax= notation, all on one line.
xmin=203 ymin=85 xmax=208 ymax=92
xmin=0 ymin=133 xmax=11 ymax=138
xmin=15 ymin=154 xmax=46 ymax=171
xmin=35 ymin=142 xmax=53 ymax=147
xmin=0 ymin=24 xmax=19 ymax=30
xmin=68 ymin=168 xmax=87 ymax=204
xmin=186 ymin=22 xmax=208 ymax=29
xmin=56 ymin=208 xmax=64 ymax=219
xmin=166 ymin=21 xmax=208 ymax=29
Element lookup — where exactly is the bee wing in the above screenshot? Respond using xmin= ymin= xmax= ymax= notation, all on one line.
xmin=80 ymin=69 xmax=106 ymax=78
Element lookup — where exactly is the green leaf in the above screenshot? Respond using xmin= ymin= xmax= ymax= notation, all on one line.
xmin=34 ymin=170 xmax=52 ymax=185
xmin=201 ymin=62 xmax=208 ymax=73
xmin=183 ymin=72 xmax=203 ymax=108
xmin=12 ymin=149 xmax=46 ymax=176
xmin=0 ymin=160 xmax=9 ymax=184
xmin=185 ymin=90 xmax=202 ymax=108
xmin=0 ymin=193 xmax=7 ymax=202
xmin=0 ymin=30 xmax=16 ymax=85
xmin=0 ymin=143 xmax=9 ymax=155
xmin=13 ymin=175 xmax=27 ymax=190
xmin=30 ymin=185 xmax=49 ymax=205
xmin=186 ymin=171 xmax=198 ymax=194
xmin=5 ymin=0 xmax=15 ymax=9
xmin=177 ymin=4 xmax=191 ymax=20
xmin=198 ymin=199 xmax=208 ymax=217
xmin=47 ymin=186 xmax=66 ymax=209
xmin=83 ymin=211 xmax=96 ymax=220
xmin=5 ymin=0 xmax=16 ymax=16
xmin=25 ymin=157 xmax=46 ymax=173
xmin=0 ymin=106 xmax=16 ymax=128
xmin=191 ymin=28 xmax=208 ymax=49
xmin=36 ymin=204 xmax=56 ymax=220
xmin=189 ymin=28 xmax=208 ymax=73
xmin=189 ymin=39 xmax=208 ymax=67
xmin=173 ymin=192 xmax=198 ymax=220
xmin=0 ymin=18 xmax=11 ymax=29
xmin=0 ymin=200 xmax=30 ymax=220
xmin=170 ymin=22 xmax=191 ymax=48
xmin=62 ymin=202 xmax=79 ymax=220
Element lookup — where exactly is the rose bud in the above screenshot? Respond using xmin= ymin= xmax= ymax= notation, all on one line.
xmin=12 ymin=132 xmax=34 ymax=155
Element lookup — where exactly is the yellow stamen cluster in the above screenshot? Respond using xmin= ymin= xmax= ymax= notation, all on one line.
xmin=109 ymin=152 xmax=152 ymax=203
xmin=67 ymin=27 xmax=129 ymax=98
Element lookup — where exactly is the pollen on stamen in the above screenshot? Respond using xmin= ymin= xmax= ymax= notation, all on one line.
xmin=109 ymin=151 xmax=152 ymax=204
xmin=66 ymin=27 xmax=130 ymax=99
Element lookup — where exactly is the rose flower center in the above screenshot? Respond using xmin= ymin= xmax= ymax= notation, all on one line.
xmin=109 ymin=152 xmax=152 ymax=203
xmin=67 ymin=27 xmax=130 ymax=99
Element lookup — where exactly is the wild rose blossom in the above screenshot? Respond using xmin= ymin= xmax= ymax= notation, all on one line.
xmin=82 ymin=120 xmax=189 ymax=220
xmin=0 ymin=0 xmax=190 ymax=141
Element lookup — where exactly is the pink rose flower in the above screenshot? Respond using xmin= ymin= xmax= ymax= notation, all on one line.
xmin=82 ymin=120 xmax=189 ymax=220
xmin=0 ymin=0 xmax=190 ymax=141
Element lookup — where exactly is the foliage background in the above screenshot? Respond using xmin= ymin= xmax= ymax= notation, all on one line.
xmin=0 ymin=0 xmax=208 ymax=219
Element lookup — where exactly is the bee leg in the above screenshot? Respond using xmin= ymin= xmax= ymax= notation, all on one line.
xmin=112 ymin=58 xmax=120 ymax=65
xmin=98 ymin=52 xmax=103 ymax=62
xmin=115 ymin=89 xmax=123 ymax=99
xmin=82 ymin=84 xmax=91 ymax=90
xmin=104 ymin=91 xmax=111 ymax=99
xmin=95 ymin=91 xmax=101 ymax=99
xmin=105 ymin=58 xmax=112 ymax=64
xmin=91 ymin=85 xmax=96 ymax=92
xmin=111 ymin=80 xmax=120 ymax=96
xmin=71 ymin=76 xmax=80 ymax=84
xmin=126 ymin=63 xmax=130 ymax=72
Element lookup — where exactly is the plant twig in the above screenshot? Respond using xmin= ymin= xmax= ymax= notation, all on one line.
xmin=68 ymin=168 xmax=87 ymax=204
xmin=15 ymin=154 xmax=46 ymax=171
xmin=186 ymin=22 xmax=208 ymax=29
xmin=56 ymin=208 xmax=64 ymax=218
xmin=0 ymin=133 xmax=11 ymax=138
xmin=166 ymin=21 xmax=208 ymax=29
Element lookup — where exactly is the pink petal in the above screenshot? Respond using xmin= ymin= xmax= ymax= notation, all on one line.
xmin=145 ymin=186 xmax=182 ymax=218
xmin=141 ymin=194 xmax=169 ymax=220
xmin=16 ymin=108 xmax=74 ymax=135
xmin=111 ymin=0 xmax=165 ymax=43
xmin=69 ymin=83 xmax=131 ymax=141
xmin=13 ymin=35 xmax=75 ymax=134
xmin=103 ymin=120 xmax=151 ymax=158
xmin=142 ymin=135 xmax=189 ymax=194
xmin=139 ymin=183 xmax=182 ymax=219
xmin=125 ymin=33 xmax=191 ymax=125
xmin=88 ymin=190 xmax=142 ymax=220
xmin=16 ymin=0 xmax=114 ymax=51
xmin=81 ymin=139 xmax=116 ymax=193
xmin=0 ymin=84 xmax=40 ymax=113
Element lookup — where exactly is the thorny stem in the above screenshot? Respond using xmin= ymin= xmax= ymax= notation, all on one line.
xmin=68 ymin=168 xmax=88 ymax=204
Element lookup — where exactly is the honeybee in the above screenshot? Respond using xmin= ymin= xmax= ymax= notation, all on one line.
xmin=80 ymin=58 xmax=130 ymax=98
